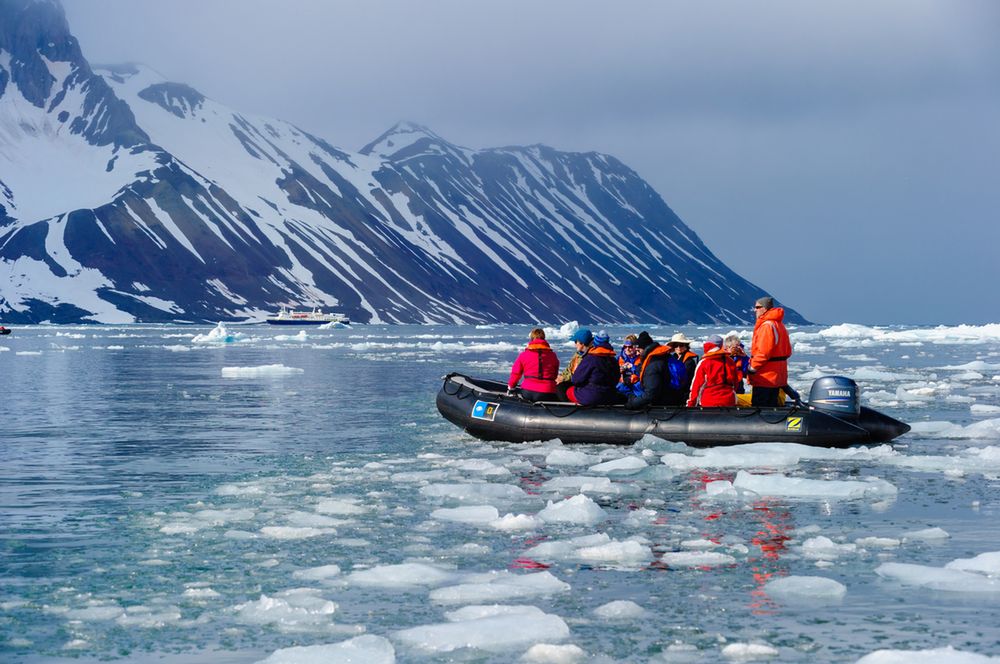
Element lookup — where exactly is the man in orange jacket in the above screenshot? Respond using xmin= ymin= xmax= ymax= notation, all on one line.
xmin=748 ymin=296 xmax=792 ymax=407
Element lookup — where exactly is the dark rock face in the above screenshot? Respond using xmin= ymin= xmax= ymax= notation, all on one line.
xmin=0 ymin=1 xmax=806 ymax=325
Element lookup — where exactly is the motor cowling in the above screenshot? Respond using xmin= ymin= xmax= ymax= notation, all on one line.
xmin=808 ymin=376 xmax=860 ymax=419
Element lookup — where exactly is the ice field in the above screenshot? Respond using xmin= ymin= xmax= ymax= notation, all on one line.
xmin=2 ymin=321 xmax=1000 ymax=662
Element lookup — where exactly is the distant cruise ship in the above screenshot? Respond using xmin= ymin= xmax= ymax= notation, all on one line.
xmin=265 ymin=307 xmax=350 ymax=325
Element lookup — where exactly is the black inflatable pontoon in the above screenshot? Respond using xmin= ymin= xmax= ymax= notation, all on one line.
xmin=437 ymin=373 xmax=910 ymax=447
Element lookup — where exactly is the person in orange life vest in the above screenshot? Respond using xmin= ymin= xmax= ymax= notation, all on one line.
xmin=507 ymin=327 xmax=560 ymax=401
xmin=748 ymin=296 xmax=792 ymax=407
xmin=667 ymin=332 xmax=699 ymax=397
xmin=617 ymin=334 xmax=643 ymax=398
xmin=625 ymin=331 xmax=686 ymax=408
xmin=723 ymin=333 xmax=750 ymax=394
xmin=565 ymin=328 xmax=620 ymax=406
xmin=687 ymin=335 xmax=741 ymax=407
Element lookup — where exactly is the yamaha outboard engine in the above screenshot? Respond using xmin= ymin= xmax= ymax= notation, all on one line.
xmin=808 ymin=376 xmax=860 ymax=419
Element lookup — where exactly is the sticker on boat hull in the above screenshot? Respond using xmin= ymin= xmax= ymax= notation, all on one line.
xmin=785 ymin=416 xmax=803 ymax=432
xmin=471 ymin=400 xmax=500 ymax=421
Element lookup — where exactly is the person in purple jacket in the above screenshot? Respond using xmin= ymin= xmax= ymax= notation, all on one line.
xmin=565 ymin=329 xmax=621 ymax=406
xmin=507 ymin=328 xmax=560 ymax=401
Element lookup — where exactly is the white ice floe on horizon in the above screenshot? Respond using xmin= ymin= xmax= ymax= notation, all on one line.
xmin=544 ymin=321 xmax=579 ymax=340
xmin=273 ymin=330 xmax=309 ymax=342
xmin=429 ymin=570 xmax=571 ymax=604
xmin=395 ymin=604 xmax=570 ymax=654
xmin=855 ymin=645 xmax=1000 ymax=663
xmin=192 ymin=322 xmax=243 ymax=344
xmin=256 ymin=634 xmax=395 ymax=664
xmin=763 ymin=575 xmax=847 ymax=602
xmin=221 ymin=364 xmax=304 ymax=378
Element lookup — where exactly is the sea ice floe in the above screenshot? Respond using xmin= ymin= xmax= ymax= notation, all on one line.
xmin=945 ymin=551 xmax=1000 ymax=576
xmin=588 ymin=456 xmax=648 ymax=474
xmin=259 ymin=526 xmax=334 ymax=540
xmin=536 ymin=494 xmax=607 ymax=525
xmin=855 ymin=537 xmax=901 ymax=549
xmin=221 ymin=364 xmax=304 ymax=378
xmin=539 ymin=476 xmax=620 ymax=495
xmin=192 ymin=322 xmax=242 ymax=344
xmin=545 ymin=449 xmax=599 ymax=466
xmin=593 ymin=599 xmax=646 ymax=620
xmin=344 ymin=562 xmax=458 ymax=588
xmin=661 ymin=442 xmax=893 ymax=471
xmin=521 ymin=643 xmax=586 ymax=663
xmin=233 ymin=588 xmax=356 ymax=633
xmin=293 ymin=564 xmax=342 ymax=581
xmin=721 ymin=642 xmax=779 ymax=660
xmin=660 ymin=551 xmax=736 ymax=567
xmin=728 ymin=470 xmax=897 ymax=501
xmin=901 ymin=527 xmax=950 ymax=543
xmin=492 ymin=513 xmax=543 ymax=531
xmin=420 ymin=483 xmax=529 ymax=505
xmin=855 ymin=645 xmax=1000 ymax=663
xmin=763 ymin=575 xmax=846 ymax=602
xmin=432 ymin=505 xmax=501 ymax=525
xmin=394 ymin=604 xmax=569 ymax=654
xmin=800 ymin=536 xmax=858 ymax=561
xmin=314 ymin=498 xmax=368 ymax=515
xmin=256 ymin=634 xmax=395 ymax=664
xmin=429 ymin=570 xmax=571 ymax=604
xmin=875 ymin=562 xmax=1000 ymax=593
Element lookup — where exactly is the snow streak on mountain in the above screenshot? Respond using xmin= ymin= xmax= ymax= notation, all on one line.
xmin=0 ymin=0 xmax=804 ymax=324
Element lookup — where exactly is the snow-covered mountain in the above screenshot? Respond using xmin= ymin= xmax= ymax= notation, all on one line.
xmin=0 ymin=0 xmax=805 ymax=324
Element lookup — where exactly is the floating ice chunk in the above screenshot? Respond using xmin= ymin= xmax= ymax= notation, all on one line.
xmin=623 ymin=507 xmax=658 ymax=527
xmin=395 ymin=604 xmax=569 ymax=653
xmin=537 ymin=494 xmax=607 ymax=525
xmin=593 ymin=599 xmax=646 ymax=620
xmin=286 ymin=511 xmax=344 ymax=528
xmin=588 ymin=456 xmax=648 ymax=474
xmin=733 ymin=470 xmax=897 ymax=501
xmin=429 ymin=571 xmax=571 ymax=604
xmin=256 ymin=634 xmax=395 ymax=664
xmin=660 ymin=551 xmax=736 ymax=567
xmin=722 ymin=642 xmax=779 ymax=660
xmin=345 ymin=562 xmax=457 ymax=588
xmin=945 ymin=551 xmax=1000 ymax=577
xmin=681 ymin=539 xmax=720 ymax=550
xmin=420 ymin=483 xmax=528 ymax=504
xmin=446 ymin=458 xmax=512 ymax=477
xmin=521 ymin=643 xmax=586 ymax=663
xmin=64 ymin=603 xmax=124 ymax=621
xmin=764 ymin=576 xmax=846 ymax=602
xmin=901 ymin=527 xmax=950 ymax=543
xmin=705 ymin=480 xmax=738 ymax=498
xmin=661 ymin=442 xmax=893 ymax=471
xmin=234 ymin=589 xmax=343 ymax=631
xmin=192 ymin=322 xmax=242 ymax=344
xmin=575 ymin=539 xmax=653 ymax=566
xmin=524 ymin=534 xmax=612 ymax=562
xmin=116 ymin=605 xmax=183 ymax=628
xmin=260 ymin=526 xmax=332 ymax=540
xmin=183 ymin=587 xmax=221 ymax=599
xmin=314 ymin=498 xmax=368 ymax=515
xmin=855 ymin=645 xmax=1000 ymax=663
xmin=855 ymin=537 xmax=901 ymax=549
xmin=972 ymin=405 xmax=1000 ymax=416
xmin=293 ymin=564 xmax=342 ymax=581
xmin=540 ymin=476 xmax=619 ymax=495
xmin=800 ymin=536 xmax=858 ymax=561
xmin=492 ymin=513 xmax=543 ymax=531
xmin=910 ymin=418 xmax=1000 ymax=439
xmin=432 ymin=505 xmax=501 ymax=525
xmin=875 ymin=563 xmax=1000 ymax=593
xmin=545 ymin=449 xmax=598 ymax=466
xmin=274 ymin=330 xmax=308 ymax=342
xmin=222 ymin=364 xmax=304 ymax=378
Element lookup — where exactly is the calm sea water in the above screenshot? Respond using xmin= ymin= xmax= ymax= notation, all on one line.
xmin=1 ymin=322 xmax=999 ymax=663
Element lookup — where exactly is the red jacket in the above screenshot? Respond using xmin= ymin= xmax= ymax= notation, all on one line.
xmin=749 ymin=307 xmax=792 ymax=388
xmin=687 ymin=348 xmax=740 ymax=407
xmin=509 ymin=339 xmax=560 ymax=394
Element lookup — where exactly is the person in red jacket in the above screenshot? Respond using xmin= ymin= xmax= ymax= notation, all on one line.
xmin=687 ymin=335 xmax=740 ymax=407
xmin=508 ymin=327 xmax=560 ymax=401
xmin=748 ymin=296 xmax=793 ymax=407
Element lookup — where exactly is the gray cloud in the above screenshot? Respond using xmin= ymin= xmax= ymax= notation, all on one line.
xmin=63 ymin=0 xmax=1000 ymax=324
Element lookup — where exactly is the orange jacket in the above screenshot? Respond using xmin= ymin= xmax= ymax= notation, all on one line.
xmin=749 ymin=307 xmax=792 ymax=388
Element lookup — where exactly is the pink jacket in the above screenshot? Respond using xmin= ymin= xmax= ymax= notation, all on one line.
xmin=508 ymin=339 xmax=560 ymax=394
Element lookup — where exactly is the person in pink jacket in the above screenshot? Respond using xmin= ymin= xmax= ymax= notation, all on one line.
xmin=508 ymin=328 xmax=560 ymax=401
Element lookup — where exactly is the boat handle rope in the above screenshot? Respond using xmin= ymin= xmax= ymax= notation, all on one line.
xmin=756 ymin=403 xmax=802 ymax=425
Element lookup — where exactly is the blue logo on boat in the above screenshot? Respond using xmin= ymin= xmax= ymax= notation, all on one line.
xmin=471 ymin=400 xmax=500 ymax=421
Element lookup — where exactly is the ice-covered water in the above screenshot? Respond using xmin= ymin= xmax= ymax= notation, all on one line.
xmin=2 ymin=322 xmax=1000 ymax=663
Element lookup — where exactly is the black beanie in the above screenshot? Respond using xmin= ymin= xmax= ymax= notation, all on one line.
xmin=636 ymin=331 xmax=654 ymax=349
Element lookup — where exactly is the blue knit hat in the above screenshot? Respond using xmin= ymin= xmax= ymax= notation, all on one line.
xmin=594 ymin=330 xmax=610 ymax=346
xmin=571 ymin=328 xmax=593 ymax=345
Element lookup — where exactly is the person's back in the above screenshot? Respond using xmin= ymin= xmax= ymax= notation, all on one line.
xmin=687 ymin=336 xmax=739 ymax=407
xmin=508 ymin=327 xmax=560 ymax=401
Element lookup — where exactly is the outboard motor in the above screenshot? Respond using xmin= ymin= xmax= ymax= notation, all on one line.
xmin=808 ymin=376 xmax=860 ymax=420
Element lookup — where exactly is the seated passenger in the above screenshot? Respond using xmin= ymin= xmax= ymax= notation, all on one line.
xmin=687 ymin=335 xmax=740 ymax=407
xmin=617 ymin=334 xmax=643 ymax=398
xmin=723 ymin=333 xmax=750 ymax=394
xmin=507 ymin=327 xmax=560 ymax=401
xmin=626 ymin=331 xmax=687 ymax=408
xmin=668 ymin=333 xmax=699 ymax=397
xmin=564 ymin=328 xmax=620 ymax=406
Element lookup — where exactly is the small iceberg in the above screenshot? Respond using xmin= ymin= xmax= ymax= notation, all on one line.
xmin=192 ymin=322 xmax=243 ymax=344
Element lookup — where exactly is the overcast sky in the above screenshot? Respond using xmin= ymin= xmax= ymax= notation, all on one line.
xmin=64 ymin=0 xmax=999 ymax=325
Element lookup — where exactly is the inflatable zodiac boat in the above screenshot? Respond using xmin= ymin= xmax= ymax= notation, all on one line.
xmin=436 ymin=373 xmax=910 ymax=447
